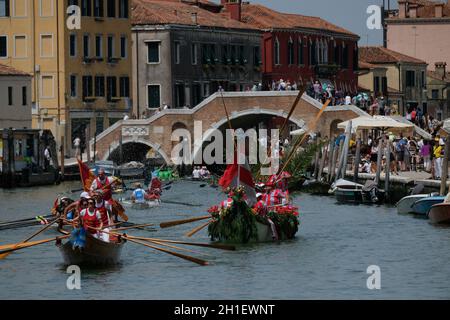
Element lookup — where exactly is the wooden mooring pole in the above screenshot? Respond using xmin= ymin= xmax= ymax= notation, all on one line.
xmin=375 ymin=138 xmax=383 ymax=185
xmin=353 ymin=138 xmax=361 ymax=182
xmin=385 ymin=140 xmax=391 ymax=201
xmin=318 ymin=140 xmax=328 ymax=181
xmin=326 ymin=139 xmax=335 ymax=182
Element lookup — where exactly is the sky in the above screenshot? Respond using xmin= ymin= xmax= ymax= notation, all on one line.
xmin=213 ymin=0 xmax=400 ymax=46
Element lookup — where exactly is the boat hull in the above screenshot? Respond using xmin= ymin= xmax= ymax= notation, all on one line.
xmin=335 ymin=188 xmax=363 ymax=203
xmin=335 ymin=188 xmax=385 ymax=204
xmin=427 ymin=203 xmax=450 ymax=224
xmin=411 ymin=197 xmax=445 ymax=216
xmin=121 ymin=200 xmax=160 ymax=210
xmin=58 ymin=233 xmax=124 ymax=266
xmin=396 ymin=194 xmax=429 ymax=214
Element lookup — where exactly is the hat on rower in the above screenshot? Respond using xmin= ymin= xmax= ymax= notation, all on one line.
xmin=256 ymin=193 xmax=263 ymax=199
xmin=80 ymin=191 xmax=90 ymax=199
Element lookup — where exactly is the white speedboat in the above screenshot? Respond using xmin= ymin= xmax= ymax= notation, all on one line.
xmin=396 ymin=194 xmax=431 ymax=215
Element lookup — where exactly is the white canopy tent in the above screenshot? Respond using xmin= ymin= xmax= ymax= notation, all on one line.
xmin=337 ymin=116 xmax=414 ymax=133
xmin=290 ymin=128 xmax=306 ymax=136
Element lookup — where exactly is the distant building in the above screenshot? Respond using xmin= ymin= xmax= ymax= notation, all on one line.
xmin=358 ymin=61 xmax=388 ymax=99
xmin=385 ymin=0 xmax=450 ymax=67
xmin=427 ymin=62 xmax=450 ymax=120
xmin=0 ymin=63 xmax=32 ymax=129
xmin=359 ymin=46 xmax=428 ymax=115
xmin=131 ymin=0 xmax=262 ymax=114
xmin=0 ymin=0 xmax=133 ymax=154
xmin=131 ymin=0 xmax=360 ymax=115
xmin=236 ymin=1 xmax=360 ymax=92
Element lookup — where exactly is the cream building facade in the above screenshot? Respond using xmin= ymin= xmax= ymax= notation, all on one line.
xmin=0 ymin=0 xmax=132 ymax=154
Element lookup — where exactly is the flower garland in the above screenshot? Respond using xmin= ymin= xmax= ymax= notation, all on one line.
xmin=208 ymin=187 xmax=300 ymax=243
xmin=208 ymin=187 xmax=259 ymax=243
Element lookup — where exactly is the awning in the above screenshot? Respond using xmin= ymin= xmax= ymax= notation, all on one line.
xmin=290 ymin=128 xmax=306 ymax=136
xmin=337 ymin=116 xmax=414 ymax=132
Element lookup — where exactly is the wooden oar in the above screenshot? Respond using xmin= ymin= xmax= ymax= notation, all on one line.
xmin=185 ymin=220 xmax=212 ymax=238
xmin=0 ymin=235 xmax=69 ymax=256
xmin=160 ymin=215 xmax=211 ymax=228
xmin=116 ymin=236 xmax=236 ymax=251
xmin=124 ymin=237 xmax=209 ymax=266
xmin=140 ymin=239 xmax=211 ymax=257
xmin=112 ymin=223 xmax=154 ymax=232
xmin=162 ymin=200 xmax=202 ymax=207
xmin=0 ymin=214 xmax=54 ymax=227
xmin=0 ymin=217 xmax=62 ymax=260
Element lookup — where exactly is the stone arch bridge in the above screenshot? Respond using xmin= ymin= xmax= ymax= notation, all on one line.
xmin=93 ymin=91 xmax=368 ymax=164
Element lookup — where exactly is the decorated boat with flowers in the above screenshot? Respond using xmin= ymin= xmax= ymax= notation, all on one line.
xmin=207 ymin=186 xmax=299 ymax=244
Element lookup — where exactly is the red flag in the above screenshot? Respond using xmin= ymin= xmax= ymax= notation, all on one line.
xmin=77 ymin=159 xmax=95 ymax=192
xmin=218 ymin=163 xmax=255 ymax=189
xmin=218 ymin=153 xmax=256 ymax=206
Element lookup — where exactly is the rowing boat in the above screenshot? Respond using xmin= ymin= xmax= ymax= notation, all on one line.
xmin=427 ymin=203 xmax=450 ymax=224
xmin=121 ymin=199 xmax=161 ymax=210
xmin=57 ymin=232 xmax=125 ymax=266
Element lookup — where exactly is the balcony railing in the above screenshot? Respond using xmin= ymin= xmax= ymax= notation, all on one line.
xmin=315 ymin=64 xmax=340 ymax=76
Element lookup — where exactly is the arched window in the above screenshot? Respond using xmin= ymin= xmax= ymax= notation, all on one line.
xmin=315 ymin=39 xmax=320 ymax=65
xmin=323 ymin=40 xmax=328 ymax=64
xmin=298 ymin=37 xmax=304 ymax=65
xmin=274 ymin=37 xmax=280 ymax=65
xmin=288 ymin=37 xmax=294 ymax=65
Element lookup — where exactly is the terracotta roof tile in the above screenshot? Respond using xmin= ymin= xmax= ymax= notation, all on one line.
xmin=132 ymin=0 xmax=258 ymax=30
xmin=131 ymin=1 xmax=357 ymax=37
xmin=358 ymin=60 xmax=382 ymax=69
xmin=393 ymin=0 xmax=450 ymax=18
xmin=0 ymin=64 xmax=30 ymax=76
xmin=359 ymin=46 xmax=427 ymax=64
xmin=239 ymin=3 xmax=358 ymax=37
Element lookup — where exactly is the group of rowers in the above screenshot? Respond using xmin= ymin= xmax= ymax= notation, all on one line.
xmin=56 ymin=168 xmax=165 ymax=249
xmin=55 ymin=169 xmax=125 ymax=249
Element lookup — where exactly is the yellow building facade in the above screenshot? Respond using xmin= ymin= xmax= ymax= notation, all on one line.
xmin=0 ymin=0 xmax=132 ymax=154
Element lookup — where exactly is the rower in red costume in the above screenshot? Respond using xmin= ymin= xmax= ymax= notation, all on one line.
xmin=145 ymin=176 xmax=162 ymax=201
xmin=90 ymin=168 xmax=116 ymax=212
xmin=91 ymin=191 xmax=112 ymax=242
xmin=264 ymin=171 xmax=292 ymax=206
xmin=253 ymin=193 xmax=278 ymax=240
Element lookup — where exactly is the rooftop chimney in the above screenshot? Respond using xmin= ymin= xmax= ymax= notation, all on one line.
xmin=435 ymin=62 xmax=447 ymax=79
xmin=409 ymin=3 xmax=418 ymax=18
xmin=399 ymin=0 xmax=407 ymax=18
xmin=221 ymin=0 xmax=242 ymax=22
xmin=435 ymin=3 xmax=444 ymax=18
xmin=191 ymin=12 xmax=198 ymax=24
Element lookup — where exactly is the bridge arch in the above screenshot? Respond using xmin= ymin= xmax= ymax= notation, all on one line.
xmin=192 ymin=108 xmax=306 ymax=163
xmin=102 ymin=136 xmax=172 ymax=164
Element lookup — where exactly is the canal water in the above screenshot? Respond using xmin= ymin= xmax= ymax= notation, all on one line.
xmin=0 ymin=180 xmax=449 ymax=300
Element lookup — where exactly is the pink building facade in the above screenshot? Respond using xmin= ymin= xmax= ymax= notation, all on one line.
xmin=385 ymin=1 xmax=450 ymax=68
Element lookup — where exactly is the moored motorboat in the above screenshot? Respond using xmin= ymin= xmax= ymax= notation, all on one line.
xmin=411 ymin=196 xmax=445 ymax=216
xmin=427 ymin=203 xmax=450 ymax=224
xmin=396 ymin=194 xmax=430 ymax=214
xmin=57 ymin=232 xmax=125 ymax=266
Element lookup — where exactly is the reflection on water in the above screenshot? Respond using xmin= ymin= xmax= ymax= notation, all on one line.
xmin=0 ymin=180 xmax=449 ymax=299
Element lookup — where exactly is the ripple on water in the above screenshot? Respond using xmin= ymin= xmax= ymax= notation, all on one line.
xmin=0 ymin=181 xmax=449 ymax=299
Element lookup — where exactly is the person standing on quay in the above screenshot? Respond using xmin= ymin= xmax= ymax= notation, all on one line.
xmin=433 ymin=139 xmax=444 ymax=180
xmin=73 ymin=136 xmax=81 ymax=159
